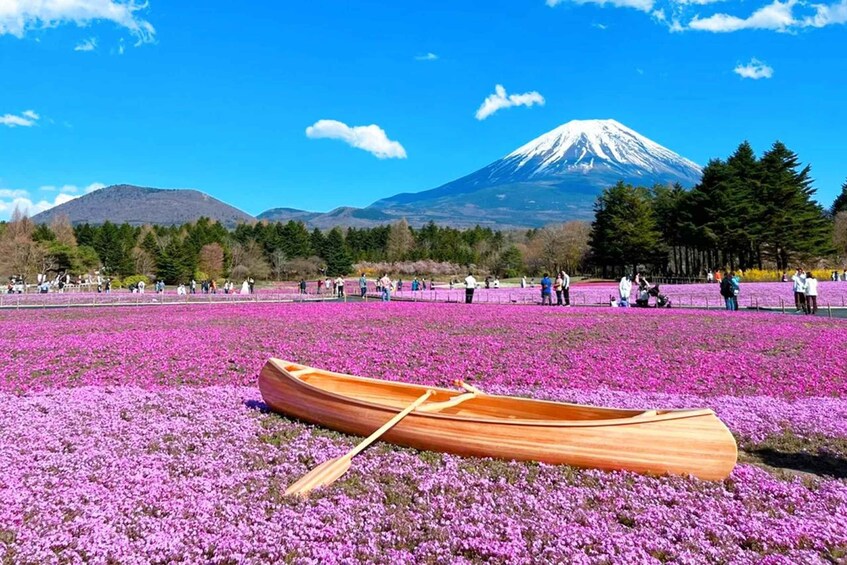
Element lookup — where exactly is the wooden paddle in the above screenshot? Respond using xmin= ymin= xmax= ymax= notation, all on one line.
xmin=454 ymin=379 xmax=485 ymax=395
xmin=284 ymin=389 xmax=435 ymax=497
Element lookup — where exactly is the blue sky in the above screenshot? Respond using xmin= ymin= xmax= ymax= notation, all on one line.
xmin=1 ymin=0 xmax=845 ymax=220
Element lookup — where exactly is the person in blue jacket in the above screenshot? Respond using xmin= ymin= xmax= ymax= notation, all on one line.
xmin=540 ymin=273 xmax=553 ymax=305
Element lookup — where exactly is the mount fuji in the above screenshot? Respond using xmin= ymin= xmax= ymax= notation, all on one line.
xmin=364 ymin=119 xmax=702 ymax=228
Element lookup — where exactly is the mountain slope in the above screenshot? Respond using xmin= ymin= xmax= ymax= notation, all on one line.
xmin=370 ymin=119 xmax=702 ymax=227
xmin=32 ymin=184 xmax=256 ymax=228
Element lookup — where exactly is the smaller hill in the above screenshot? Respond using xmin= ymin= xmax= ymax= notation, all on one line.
xmin=257 ymin=206 xmax=393 ymax=229
xmin=32 ymin=184 xmax=256 ymax=228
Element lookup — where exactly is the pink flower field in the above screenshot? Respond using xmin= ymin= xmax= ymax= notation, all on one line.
xmin=392 ymin=281 xmax=847 ymax=309
xmin=2 ymin=302 xmax=846 ymax=563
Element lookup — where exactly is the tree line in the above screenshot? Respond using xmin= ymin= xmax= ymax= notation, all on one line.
xmin=0 ymin=210 xmax=595 ymax=284
xmin=589 ymin=141 xmax=846 ymax=277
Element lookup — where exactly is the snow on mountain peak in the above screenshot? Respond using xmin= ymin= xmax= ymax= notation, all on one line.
xmin=502 ymin=118 xmax=701 ymax=181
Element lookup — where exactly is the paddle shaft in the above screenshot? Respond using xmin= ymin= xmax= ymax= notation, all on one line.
xmin=415 ymin=391 xmax=477 ymax=413
xmin=456 ymin=380 xmax=485 ymax=395
xmin=347 ymin=389 xmax=434 ymax=459
xmin=285 ymin=389 xmax=435 ymax=496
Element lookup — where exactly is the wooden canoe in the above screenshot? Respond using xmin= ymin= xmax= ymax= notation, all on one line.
xmin=258 ymin=359 xmax=737 ymax=481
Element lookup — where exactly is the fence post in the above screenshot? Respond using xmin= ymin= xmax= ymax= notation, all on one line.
xmin=780 ymin=298 xmax=784 ymax=314
xmin=828 ymin=303 xmax=832 ymax=318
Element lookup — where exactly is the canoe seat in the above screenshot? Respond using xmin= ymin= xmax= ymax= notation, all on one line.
xmin=631 ymin=410 xmax=658 ymax=419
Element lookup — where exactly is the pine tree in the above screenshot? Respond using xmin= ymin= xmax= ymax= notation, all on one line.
xmin=323 ymin=227 xmax=352 ymax=276
xmin=589 ymin=181 xmax=662 ymax=276
xmin=757 ymin=141 xmax=832 ymax=270
xmin=832 ymin=178 xmax=847 ymax=216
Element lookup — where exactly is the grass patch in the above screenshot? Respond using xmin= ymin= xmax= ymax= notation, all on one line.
xmin=739 ymin=431 xmax=847 ymax=480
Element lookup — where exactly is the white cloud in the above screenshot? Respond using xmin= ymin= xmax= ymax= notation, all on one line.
xmin=74 ymin=37 xmax=97 ymax=51
xmin=803 ymin=0 xmax=847 ymax=26
xmin=0 ymin=110 xmax=40 ymax=127
xmin=475 ymin=85 xmax=545 ymax=121
xmin=0 ymin=183 xmax=105 ymax=219
xmin=593 ymin=23 xmax=609 ymax=29
xmin=305 ymin=120 xmax=407 ymax=159
xmin=734 ymin=58 xmax=774 ymax=79
xmin=415 ymin=52 xmax=438 ymax=61
xmin=688 ymin=0 xmax=797 ymax=32
xmin=0 ymin=0 xmax=155 ymax=45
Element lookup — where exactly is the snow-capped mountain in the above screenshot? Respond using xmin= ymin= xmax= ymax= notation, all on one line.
xmin=369 ymin=119 xmax=702 ymax=227
xmin=493 ymin=119 xmax=701 ymax=185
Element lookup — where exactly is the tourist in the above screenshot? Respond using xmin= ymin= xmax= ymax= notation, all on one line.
xmin=493 ymin=277 xmax=500 ymax=289
xmin=521 ymin=276 xmax=526 ymax=289
xmin=554 ymin=273 xmax=564 ymax=306
xmin=727 ymin=271 xmax=740 ymax=311
xmin=241 ymin=279 xmax=250 ymax=294
xmin=190 ymin=279 xmax=197 ymax=294
xmin=540 ymin=273 xmax=553 ymax=306
xmin=636 ymin=276 xmax=651 ymax=308
xmin=248 ymin=277 xmax=255 ymax=294
xmin=561 ymin=270 xmax=571 ymax=307
xmin=707 ymin=270 xmax=714 ymax=283
xmin=618 ymin=275 xmax=632 ymax=308
xmin=398 ymin=279 xmax=403 ymax=292
xmin=325 ymin=277 xmax=331 ymax=296
xmin=379 ymin=273 xmax=392 ymax=301
xmin=804 ymin=271 xmax=818 ymax=315
xmin=720 ymin=271 xmax=734 ymax=310
xmin=714 ymin=270 xmax=723 ymax=285
xmin=210 ymin=279 xmax=217 ymax=294
xmin=137 ymin=280 xmax=146 ymax=294
xmin=792 ymin=268 xmax=806 ymax=312
xmin=359 ymin=274 xmax=367 ymax=297
xmin=335 ymin=275 xmax=345 ymax=298
xmin=464 ymin=272 xmax=477 ymax=304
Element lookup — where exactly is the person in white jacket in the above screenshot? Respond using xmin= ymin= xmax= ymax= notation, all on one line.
xmin=803 ymin=272 xmax=818 ymax=315
xmin=464 ymin=273 xmax=477 ymax=304
xmin=619 ymin=275 xmax=632 ymax=307
xmin=791 ymin=268 xmax=806 ymax=312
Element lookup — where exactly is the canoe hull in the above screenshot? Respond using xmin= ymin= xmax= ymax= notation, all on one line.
xmin=258 ymin=360 xmax=737 ymax=481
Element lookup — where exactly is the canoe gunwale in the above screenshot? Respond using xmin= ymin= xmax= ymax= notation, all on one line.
xmin=266 ymin=359 xmax=717 ymax=428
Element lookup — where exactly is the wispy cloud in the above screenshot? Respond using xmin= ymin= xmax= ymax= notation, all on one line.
xmin=475 ymin=85 xmax=545 ymax=121
xmin=305 ymin=120 xmax=407 ymax=159
xmin=549 ymin=0 xmax=847 ymax=33
xmin=415 ymin=52 xmax=439 ymax=61
xmin=802 ymin=0 xmax=847 ymax=26
xmin=0 ymin=0 xmax=155 ymax=45
xmin=0 ymin=183 xmax=105 ymax=220
xmin=0 ymin=110 xmax=40 ymax=128
xmin=734 ymin=59 xmax=774 ymax=79
xmin=593 ymin=23 xmax=609 ymax=29
xmin=547 ymin=0 xmax=654 ymax=13
xmin=74 ymin=37 xmax=98 ymax=52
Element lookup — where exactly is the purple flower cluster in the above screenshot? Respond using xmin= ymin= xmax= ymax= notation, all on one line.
xmin=1 ymin=302 xmax=845 ymax=562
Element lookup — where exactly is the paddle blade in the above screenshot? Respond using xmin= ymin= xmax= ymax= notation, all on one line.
xmin=284 ymin=456 xmax=352 ymax=497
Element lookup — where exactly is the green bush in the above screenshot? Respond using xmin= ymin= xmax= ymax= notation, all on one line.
xmin=121 ymin=275 xmax=151 ymax=288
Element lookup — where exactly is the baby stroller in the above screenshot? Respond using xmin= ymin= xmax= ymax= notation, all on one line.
xmin=648 ymin=284 xmax=672 ymax=308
